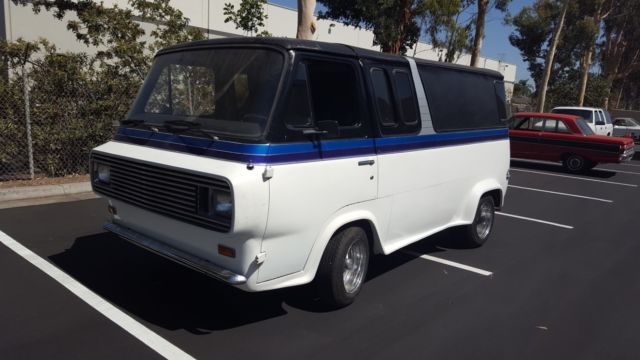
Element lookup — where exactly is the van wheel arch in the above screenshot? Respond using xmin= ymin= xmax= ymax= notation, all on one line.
xmin=484 ymin=189 xmax=503 ymax=210
xmin=330 ymin=219 xmax=380 ymax=255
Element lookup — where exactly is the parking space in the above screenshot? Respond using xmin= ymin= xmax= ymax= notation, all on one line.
xmin=1 ymin=158 xmax=640 ymax=359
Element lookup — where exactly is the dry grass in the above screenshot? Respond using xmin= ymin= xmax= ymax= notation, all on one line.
xmin=0 ymin=174 xmax=90 ymax=188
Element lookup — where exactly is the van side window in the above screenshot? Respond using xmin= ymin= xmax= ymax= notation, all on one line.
xmin=418 ymin=65 xmax=504 ymax=132
xmin=370 ymin=68 xmax=397 ymax=127
xmin=306 ymin=60 xmax=361 ymax=128
xmin=392 ymin=70 xmax=419 ymax=125
xmin=283 ymin=63 xmax=313 ymax=127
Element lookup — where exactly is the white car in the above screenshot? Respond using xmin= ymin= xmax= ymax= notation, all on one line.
xmin=90 ymin=38 xmax=510 ymax=307
xmin=552 ymin=106 xmax=614 ymax=136
xmin=613 ymin=117 xmax=640 ymax=142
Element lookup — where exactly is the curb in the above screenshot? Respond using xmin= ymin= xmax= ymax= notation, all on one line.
xmin=0 ymin=182 xmax=93 ymax=202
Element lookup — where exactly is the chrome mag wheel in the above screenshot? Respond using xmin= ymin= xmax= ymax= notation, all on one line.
xmin=476 ymin=200 xmax=494 ymax=240
xmin=343 ymin=240 xmax=367 ymax=294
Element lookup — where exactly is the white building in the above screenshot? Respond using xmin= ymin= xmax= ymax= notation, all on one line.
xmin=1 ymin=0 xmax=516 ymax=96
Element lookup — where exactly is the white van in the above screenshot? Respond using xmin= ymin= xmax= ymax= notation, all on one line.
xmin=91 ymin=38 xmax=510 ymax=307
xmin=551 ymin=106 xmax=614 ymax=136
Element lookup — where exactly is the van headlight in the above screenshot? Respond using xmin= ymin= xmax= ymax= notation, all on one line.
xmin=97 ymin=164 xmax=111 ymax=183
xmin=213 ymin=191 xmax=233 ymax=218
xmin=198 ymin=187 xmax=233 ymax=219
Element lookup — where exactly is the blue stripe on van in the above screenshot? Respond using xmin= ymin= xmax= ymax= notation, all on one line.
xmin=114 ymin=127 xmax=507 ymax=164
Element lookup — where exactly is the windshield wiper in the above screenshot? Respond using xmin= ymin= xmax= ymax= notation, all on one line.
xmin=164 ymin=120 xmax=218 ymax=141
xmin=120 ymin=119 xmax=157 ymax=130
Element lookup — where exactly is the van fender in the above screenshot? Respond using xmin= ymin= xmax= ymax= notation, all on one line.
xmin=456 ymin=179 xmax=505 ymax=224
xmin=302 ymin=203 xmax=387 ymax=281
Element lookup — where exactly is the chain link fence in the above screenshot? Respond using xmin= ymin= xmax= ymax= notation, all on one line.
xmin=0 ymin=62 xmax=137 ymax=182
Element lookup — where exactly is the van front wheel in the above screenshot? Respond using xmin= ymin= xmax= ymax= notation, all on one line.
xmin=316 ymin=226 xmax=369 ymax=308
xmin=461 ymin=195 xmax=495 ymax=247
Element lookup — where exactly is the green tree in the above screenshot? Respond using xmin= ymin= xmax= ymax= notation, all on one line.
xmin=14 ymin=0 xmax=204 ymax=79
xmin=422 ymin=0 xmax=474 ymax=62
xmin=318 ymin=0 xmax=431 ymax=54
xmin=512 ymin=79 xmax=533 ymax=97
xmin=601 ymin=0 xmax=640 ymax=108
xmin=223 ymin=0 xmax=271 ymax=37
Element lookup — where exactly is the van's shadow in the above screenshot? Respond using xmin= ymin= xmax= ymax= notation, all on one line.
xmin=510 ymin=159 xmax=617 ymax=178
xmin=49 ymin=229 xmax=465 ymax=333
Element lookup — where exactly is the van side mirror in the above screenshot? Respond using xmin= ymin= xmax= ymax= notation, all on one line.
xmin=302 ymin=120 xmax=340 ymax=139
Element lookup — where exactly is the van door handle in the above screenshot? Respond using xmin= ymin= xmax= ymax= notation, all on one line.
xmin=358 ymin=160 xmax=375 ymax=166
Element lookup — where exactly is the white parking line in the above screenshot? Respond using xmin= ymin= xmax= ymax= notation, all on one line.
xmin=403 ymin=250 xmax=493 ymax=276
xmin=510 ymin=168 xmax=638 ymax=187
xmin=508 ymin=185 xmax=613 ymax=203
xmin=496 ymin=212 xmax=574 ymax=229
xmin=594 ymin=168 xmax=640 ymax=175
xmin=0 ymin=231 xmax=195 ymax=360
xmin=618 ymin=162 xmax=640 ymax=168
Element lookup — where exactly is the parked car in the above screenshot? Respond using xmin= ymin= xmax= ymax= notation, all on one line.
xmin=551 ymin=106 xmax=613 ymax=136
xmin=90 ymin=37 xmax=511 ymax=307
xmin=509 ymin=112 xmax=635 ymax=172
xmin=613 ymin=117 xmax=640 ymax=143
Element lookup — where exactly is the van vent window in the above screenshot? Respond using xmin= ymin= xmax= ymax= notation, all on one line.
xmin=283 ymin=63 xmax=313 ymax=127
xmin=418 ymin=66 xmax=505 ymax=132
xmin=393 ymin=70 xmax=419 ymax=125
xmin=371 ymin=68 xmax=397 ymax=127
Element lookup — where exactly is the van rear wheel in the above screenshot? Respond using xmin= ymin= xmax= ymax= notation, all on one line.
xmin=316 ymin=226 xmax=369 ymax=308
xmin=461 ymin=195 xmax=495 ymax=247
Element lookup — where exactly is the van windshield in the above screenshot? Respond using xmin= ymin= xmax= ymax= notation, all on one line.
xmin=128 ymin=48 xmax=284 ymax=139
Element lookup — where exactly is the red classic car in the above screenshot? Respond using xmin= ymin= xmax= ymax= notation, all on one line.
xmin=509 ymin=112 xmax=635 ymax=172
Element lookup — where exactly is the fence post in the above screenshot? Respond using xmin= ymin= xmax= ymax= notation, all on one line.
xmin=22 ymin=64 xmax=35 ymax=180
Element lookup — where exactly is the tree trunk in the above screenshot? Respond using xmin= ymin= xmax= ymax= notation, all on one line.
xmin=296 ymin=0 xmax=316 ymax=40
xmin=536 ymin=0 xmax=569 ymax=113
xmin=578 ymin=4 xmax=606 ymax=107
xmin=577 ymin=50 xmax=593 ymax=107
xmin=470 ymin=0 xmax=489 ymax=67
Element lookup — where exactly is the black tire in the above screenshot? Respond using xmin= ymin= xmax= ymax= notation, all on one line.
xmin=460 ymin=195 xmax=495 ymax=247
xmin=563 ymin=154 xmax=587 ymax=173
xmin=316 ymin=226 xmax=370 ymax=308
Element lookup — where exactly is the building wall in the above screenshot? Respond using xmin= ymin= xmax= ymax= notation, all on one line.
xmin=3 ymin=0 xmax=516 ymax=96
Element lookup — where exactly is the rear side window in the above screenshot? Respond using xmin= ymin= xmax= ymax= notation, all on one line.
xmin=370 ymin=68 xmax=396 ymax=127
xmin=369 ymin=66 xmax=420 ymax=135
xmin=418 ymin=65 xmax=505 ymax=132
xmin=392 ymin=70 xmax=419 ymax=125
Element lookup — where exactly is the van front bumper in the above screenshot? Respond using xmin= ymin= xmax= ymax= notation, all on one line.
xmin=104 ymin=222 xmax=247 ymax=285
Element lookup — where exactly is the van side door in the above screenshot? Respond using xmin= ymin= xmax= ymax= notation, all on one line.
xmin=365 ymin=61 xmax=431 ymax=247
xmin=259 ymin=54 xmax=377 ymax=282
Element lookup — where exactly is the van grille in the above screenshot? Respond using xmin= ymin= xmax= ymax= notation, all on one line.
xmin=91 ymin=153 xmax=232 ymax=232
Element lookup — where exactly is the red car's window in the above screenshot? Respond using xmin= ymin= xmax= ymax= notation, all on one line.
xmin=544 ymin=119 xmax=558 ymax=132
xmin=557 ymin=120 xmax=571 ymax=133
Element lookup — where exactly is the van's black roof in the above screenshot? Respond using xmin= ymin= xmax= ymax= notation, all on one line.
xmin=157 ymin=37 xmax=504 ymax=79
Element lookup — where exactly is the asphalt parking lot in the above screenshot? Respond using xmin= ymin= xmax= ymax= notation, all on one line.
xmin=2 ymin=157 xmax=640 ymax=360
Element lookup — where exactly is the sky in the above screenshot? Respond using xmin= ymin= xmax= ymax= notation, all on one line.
xmin=268 ymin=0 xmax=533 ymax=82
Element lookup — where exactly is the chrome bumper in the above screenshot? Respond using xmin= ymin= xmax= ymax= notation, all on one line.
xmin=620 ymin=147 xmax=635 ymax=162
xmin=104 ymin=223 xmax=247 ymax=285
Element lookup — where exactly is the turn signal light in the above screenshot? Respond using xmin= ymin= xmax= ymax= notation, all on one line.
xmin=218 ymin=244 xmax=236 ymax=258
